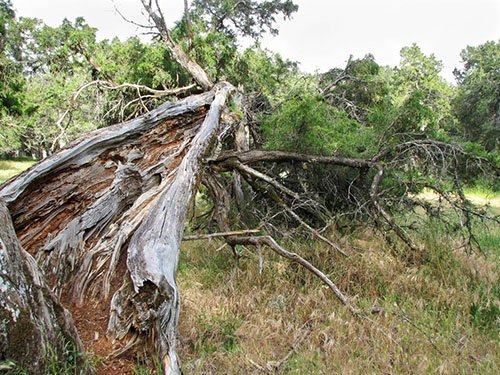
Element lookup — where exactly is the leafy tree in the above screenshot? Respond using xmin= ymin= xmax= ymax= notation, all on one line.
xmin=320 ymin=54 xmax=389 ymax=124
xmin=190 ymin=0 xmax=298 ymax=39
xmin=0 ymin=0 xmax=25 ymax=116
xmin=389 ymin=44 xmax=454 ymax=139
xmin=454 ymin=40 xmax=500 ymax=151
xmin=0 ymin=1 xmax=27 ymax=154
xmin=263 ymin=94 xmax=372 ymax=157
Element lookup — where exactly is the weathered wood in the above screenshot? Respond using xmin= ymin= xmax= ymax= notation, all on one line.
xmin=0 ymin=201 xmax=87 ymax=373
xmin=212 ymin=149 xmax=378 ymax=169
xmin=109 ymin=82 xmax=234 ymax=374
xmin=0 ymin=88 xmax=229 ymax=370
xmin=1 ymin=91 xmax=214 ymax=204
xmin=0 ymin=92 xmax=213 ymax=296
xmin=183 ymin=229 xmax=261 ymax=240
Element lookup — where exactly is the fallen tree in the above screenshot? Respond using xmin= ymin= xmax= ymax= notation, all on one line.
xmin=1 ymin=1 xmax=498 ymax=374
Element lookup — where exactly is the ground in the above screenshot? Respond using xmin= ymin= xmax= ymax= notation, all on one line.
xmin=2 ymin=159 xmax=499 ymax=374
xmin=0 ymin=159 xmax=37 ymax=185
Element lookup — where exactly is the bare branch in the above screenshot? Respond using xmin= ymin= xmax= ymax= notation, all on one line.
xmin=183 ymin=229 xmax=260 ymax=240
xmin=226 ymin=235 xmax=359 ymax=315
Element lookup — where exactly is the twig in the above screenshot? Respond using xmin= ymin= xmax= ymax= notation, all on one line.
xmin=182 ymin=229 xmax=260 ymax=241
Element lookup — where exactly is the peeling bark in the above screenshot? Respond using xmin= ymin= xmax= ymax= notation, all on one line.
xmin=0 ymin=85 xmax=234 ymax=372
xmin=0 ymin=201 xmax=87 ymax=373
xmin=109 ymin=82 xmax=234 ymax=374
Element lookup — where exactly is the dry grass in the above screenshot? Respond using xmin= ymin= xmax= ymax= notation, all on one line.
xmin=176 ymin=223 xmax=500 ymax=374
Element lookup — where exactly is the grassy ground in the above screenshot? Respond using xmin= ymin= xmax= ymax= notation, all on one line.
xmin=0 ymin=158 xmax=37 ymax=184
xmin=169 ymin=217 xmax=499 ymax=374
xmin=419 ymin=187 xmax=500 ymax=216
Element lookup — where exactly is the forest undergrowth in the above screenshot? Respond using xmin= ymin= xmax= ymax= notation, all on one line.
xmin=2 ymin=162 xmax=499 ymax=375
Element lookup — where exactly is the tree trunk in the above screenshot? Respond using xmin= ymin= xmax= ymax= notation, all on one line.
xmin=0 ymin=83 xmax=233 ymax=373
xmin=0 ymin=200 xmax=87 ymax=373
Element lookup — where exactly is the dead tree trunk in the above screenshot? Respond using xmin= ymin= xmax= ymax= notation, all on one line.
xmin=0 ymin=84 xmax=233 ymax=373
xmin=109 ymin=82 xmax=233 ymax=373
xmin=0 ymin=200 xmax=87 ymax=373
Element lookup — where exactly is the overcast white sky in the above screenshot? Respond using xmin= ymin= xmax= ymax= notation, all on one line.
xmin=11 ymin=0 xmax=500 ymax=82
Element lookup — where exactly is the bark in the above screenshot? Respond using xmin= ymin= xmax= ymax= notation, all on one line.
xmin=109 ymin=82 xmax=233 ymax=374
xmin=0 ymin=84 xmax=233 ymax=372
xmin=213 ymin=149 xmax=378 ymax=169
xmin=232 ymin=92 xmax=250 ymax=209
xmin=0 ymin=200 xmax=87 ymax=373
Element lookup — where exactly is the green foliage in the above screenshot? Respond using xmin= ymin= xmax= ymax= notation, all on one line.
xmin=470 ymin=283 xmax=500 ymax=335
xmin=96 ymin=37 xmax=188 ymax=88
xmin=0 ymin=0 xmax=26 ymax=117
xmin=320 ymin=54 xmax=389 ymax=123
xmin=390 ymin=44 xmax=455 ymax=138
xmin=231 ymin=45 xmax=300 ymax=100
xmin=263 ymin=45 xmax=457 ymax=159
xmin=454 ymin=40 xmax=500 ymax=152
xmin=182 ymin=29 xmax=239 ymax=83
xmin=263 ymin=94 xmax=372 ymax=157
xmin=0 ymin=12 xmax=196 ymax=156
xmin=191 ymin=0 xmax=298 ymax=39
xmin=26 ymin=17 xmax=98 ymax=74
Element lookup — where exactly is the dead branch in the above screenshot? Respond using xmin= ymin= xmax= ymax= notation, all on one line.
xmin=213 ymin=149 xmax=419 ymax=253
xmin=140 ymin=0 xmax=213 ymax=90
xmin=51 ymin=80 xmax=197 ymax=152
xmin=213 ymin=149 xmax=378 ymax=169
xmin=226 ymin=235 xmax=359 ymax=315
xmin=183 ymin=229 xmax=260 ymax=240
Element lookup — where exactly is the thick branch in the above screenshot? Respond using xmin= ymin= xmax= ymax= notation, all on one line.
xmin=140 ymin=0 xmax=213 ymax=90
xmin=213 ymin=149 xmax=378 ymax=169
xmin=183 ymin=229 xmax=260 ymax=240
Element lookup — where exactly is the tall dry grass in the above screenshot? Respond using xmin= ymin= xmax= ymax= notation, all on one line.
xmin=175 ymin=218 xmax=499 ymax=374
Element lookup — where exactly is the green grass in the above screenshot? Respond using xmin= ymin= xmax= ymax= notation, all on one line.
xmin=0 ymin=158 xmax=37 ymax=184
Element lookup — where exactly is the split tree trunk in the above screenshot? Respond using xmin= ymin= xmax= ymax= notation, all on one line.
xmin=0 ymin=83 xmax=233 ymax=373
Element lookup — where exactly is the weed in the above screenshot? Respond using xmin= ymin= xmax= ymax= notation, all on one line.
xmin=176 ymin=203 xmax=500 ymax=373
xmin=0 ymin=360 xmax=29 ymax=375
xmin=470 ymin=283 xmax=500 ymax=335
xmin=44 ymin=335 xmax=97 ymax=375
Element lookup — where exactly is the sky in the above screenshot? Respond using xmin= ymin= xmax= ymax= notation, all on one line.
xmin=11 ymin=0 xmax=500 ymax=82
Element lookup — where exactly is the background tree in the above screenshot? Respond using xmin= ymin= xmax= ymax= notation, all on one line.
xmin=454 ymin=40 xmax=500 ymax=152
xmin=190 ymin=0 xmax=298 ymax=39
